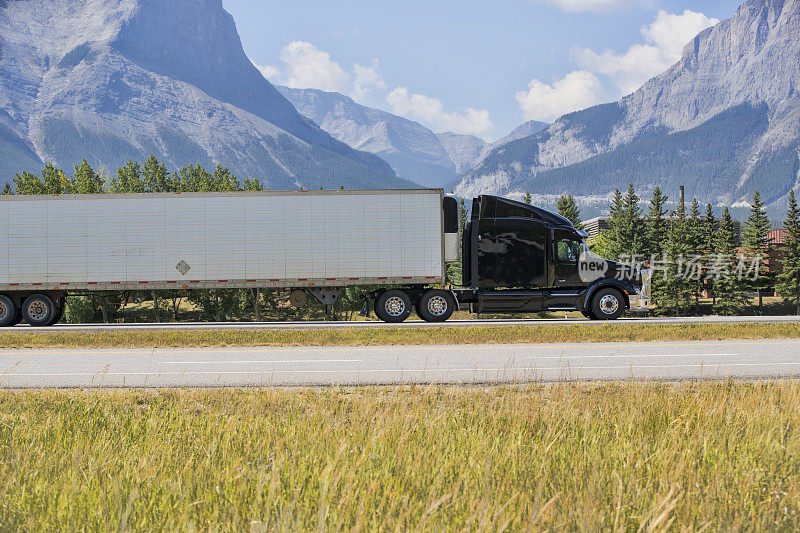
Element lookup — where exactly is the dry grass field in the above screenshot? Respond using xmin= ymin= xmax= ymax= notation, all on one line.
xmin=1 ymin=383 xmax=799 ymax=530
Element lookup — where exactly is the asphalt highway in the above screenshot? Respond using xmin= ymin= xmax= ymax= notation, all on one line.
xmin=1 ymin=338 xmax=798 ymax=388
xmin=5 ymin=314 xmax=800 ymax=332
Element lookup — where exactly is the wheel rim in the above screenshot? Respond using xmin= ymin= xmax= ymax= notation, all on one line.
xmin=27 ymin=300 xmax=49 ymax=322
xmin=599 ymin=294 xmax=619 ymax=315
xmin=0 ymin=301 xmax=8 ymax=321
xmin=384 ymin=296 xmax=407 ymax=317
xmin=427 ymin=295 xmax=449 ymax=317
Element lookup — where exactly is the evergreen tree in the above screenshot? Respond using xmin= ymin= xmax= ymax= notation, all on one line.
xmin=142 ymin=155 xmax=170 ymax=192
xmin=72 ymin=159 xmax=104 ymax=194
xmin=741 ymin=191 xmax=773 ymax=313
xmin=41 ymin=162 xmax=67 ymax=194
xmin=645 ymin=186 xmax=668 ymax=258
xmin=702 ymin=203 xmax=717 ymax=304
xmin=608 ymin=183 xmax=645 ymax=262
xmin=713 ymin=207 xmax=749 ymax=315
xmin=776 ymin=190 xmax=800 ymax=314
xmin=523 ymin=192 xmax=532 ymax=205
xmin=12 ymin=171 xmax=47 ymax=195
xmin=1 ymin=183 xmax=12 ymax=195
xmin=661 ymin=194 xmax=692 ymax=316
xmin=556 ymin=194 xmax=583 ymax=229
xmin=110 ymin=160 xmax=144 ymax=193
xmin=687 ymin=199 xmax=704 ymax=310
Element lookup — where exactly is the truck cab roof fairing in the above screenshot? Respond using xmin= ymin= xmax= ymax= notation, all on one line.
xmin=477 ymin=195 xmax=575 ymax=229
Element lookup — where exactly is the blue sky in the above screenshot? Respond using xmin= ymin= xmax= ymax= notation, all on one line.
xmin=223 ymin=0 xmax=744 ymax=140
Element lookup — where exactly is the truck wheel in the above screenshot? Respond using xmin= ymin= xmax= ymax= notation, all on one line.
xmin=48 ymin=297 xmax=66 ymax=326
xmin=590 ymin=288 xmax=625 ymax=321
xmin=417 ymin=290 xmax=455 ymax=322
xmin=375 ymin=290 xmax=412 ymax=323
xmin=0 ymin=295 xmax=16 ymax=327
xmin=22 ymin=294 xmax=55 ymax=327
xmin=581 ymin=310 xmax=597 ymax=320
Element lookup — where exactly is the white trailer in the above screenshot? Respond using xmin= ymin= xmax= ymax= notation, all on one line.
xmin=0 ymin=189 xmax=461 ymax=326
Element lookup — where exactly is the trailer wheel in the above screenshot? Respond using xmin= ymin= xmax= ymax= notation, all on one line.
xmin=22 ymin=294 xmax=55 ymax=327
xmin=375 ymin=290 xmax=413 ymax=323
xmin=48 ymin=297 xmax=66 ymax=326
xmin=417 ymin=290 xmax=455 ymax=322
xmin=590 ymin=288 xmax=625 ymax=321
xmin=0 ymin=295 xmax=16 ymax=327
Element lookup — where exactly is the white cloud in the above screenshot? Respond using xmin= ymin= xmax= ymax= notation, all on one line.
xmin=387 ymin=87 xmax=493 ymax=136
xmin=516 ymin=71 xmax=606 ymax=122
xmin=537 ymin=0 xmax=644 ymax=13
xmin=574 ymin=10 xmax=719 ymax=93
xmin=352 ymin=59 xmax=386 ymax=102
xmin=278 ymin=41 xmax=351 ymax=93
xmin=253 ymin=63 xmax=280 ymax=81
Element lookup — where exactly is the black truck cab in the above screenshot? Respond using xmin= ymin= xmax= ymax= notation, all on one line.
xmin=368 ymin=194 xmax=650 ymax=323
xmin=456 ymin=195 xmax=649 ymax=319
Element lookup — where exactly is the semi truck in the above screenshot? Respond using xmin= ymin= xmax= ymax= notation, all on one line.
xmin=0 ymin=189 xmax=649 ymax=327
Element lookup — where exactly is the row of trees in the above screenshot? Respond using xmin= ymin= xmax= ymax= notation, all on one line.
xmin=4 ymin=157 xmax=365 ymax=323
xmin=532 ymin=184 xmax=800 ymax=316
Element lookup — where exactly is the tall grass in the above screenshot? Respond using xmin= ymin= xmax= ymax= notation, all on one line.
xmin=1 ymin=322 xmax=799 ymax=348
xmin=1 ymin=383 xmax=799 ymax=530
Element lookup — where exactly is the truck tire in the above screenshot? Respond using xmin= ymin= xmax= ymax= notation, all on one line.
xmin=375 ymin=290 xmax=413 ymax=323
xmin=590 ymin=288 xmax=625 ymax=321
xmin=22 ymin=294 xmax=55 ymax=327
xmin=417 ymin=290 xmax=455 ymax=322
xmin=48 ymin=297 xmax=66 ymax=326
xmin=0 ymin=295 xmax=16 ymax=327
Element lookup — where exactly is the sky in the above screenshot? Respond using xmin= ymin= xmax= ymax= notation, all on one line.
xmin=223 ymin=0 xmax=744 ymax=141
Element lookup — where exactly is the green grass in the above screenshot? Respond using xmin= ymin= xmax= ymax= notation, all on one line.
xmin=1 ymin=384 xmax=799 ymax=530
xmin=1 ymin=322 xmax=799 ymax=348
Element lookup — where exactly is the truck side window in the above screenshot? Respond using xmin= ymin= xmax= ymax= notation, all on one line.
xmin=557 ymin=239 xmax=580 ymax=262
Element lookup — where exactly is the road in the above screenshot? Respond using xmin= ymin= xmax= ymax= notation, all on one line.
xmin=6 ymin=314 xmax=800 ymax=332
xmin=1 ymin=338 xmax=798 ymax=388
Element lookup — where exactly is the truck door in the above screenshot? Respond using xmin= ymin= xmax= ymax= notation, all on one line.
xmin=552 ymin=229 xmax=583 ymax=287
xmin=489 ymin=217 xmax=549 ymax=288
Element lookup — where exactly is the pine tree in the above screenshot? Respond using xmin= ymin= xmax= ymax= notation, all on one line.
xmin=713 ymin=207 xmax=749 ymax=315
xmin=742 ymin=191 xmax=773 ymax=313
xmin=1 ymin=183 xmax=12 ymax=195
xmin=41 ymin=163 xmax=67 ymax=194
xmin=556 ymin=194 xmax=583 ymax=229
xmin=644 ymin=186 xmax=668 ymax=310
xmin=142 ymin=155 xmax=170 ymax=192
xmin=110 ymin=160 xmax=144 ymax=193
xmin=687 ymin=199 xmax=704 ymax=310
xmin=608 ymin=184 xmax=644 ymax=262
xmin=72 ymin=159 xmax=104 ymax=194
xmin=645 ymin=186 xmax=668 ymax=258
xmin=702 ymin=203 xmax=717 ymax=304
xmin=661 ymin=194 xmax=692 ymax=316
xmin=523 ymin=192 xmax=532 ymax=205
xmin=776 ymin=190 xmax=800 ymax=314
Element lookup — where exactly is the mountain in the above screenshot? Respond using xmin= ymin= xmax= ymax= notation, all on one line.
xmin=435 ymin=132 xmax=489 ymax=174
xmin=495 ymin=120 xmax=549 ymax=145
xmin=278 ymin=86 xmax=474 ymax=188
xmin=456 ymin=0 xmax=800 ymax=207
xmin=0 ymin=0 xmax=411 ymax=190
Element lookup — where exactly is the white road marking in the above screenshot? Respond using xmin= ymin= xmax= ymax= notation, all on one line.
xmin=161 ymin=359 xmax=362 ymax=364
